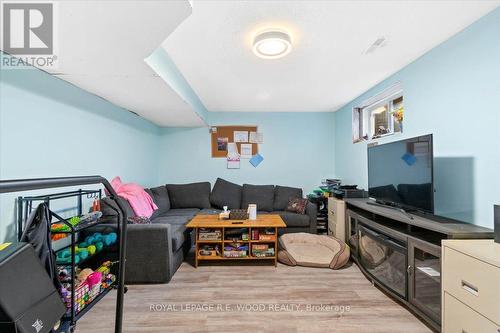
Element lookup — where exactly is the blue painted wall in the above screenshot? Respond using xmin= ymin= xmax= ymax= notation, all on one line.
xmin=334 ymin=8 xmax=500 ymax=228
xmin=158 ymin=112 xmax=336 ymax=194
xmin=0 ymin=64 xmax=161 ymax=242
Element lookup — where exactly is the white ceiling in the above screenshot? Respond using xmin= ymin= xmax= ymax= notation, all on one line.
xmin=42 ymin=0 xmax=206 ymax=127
xmin=162 ymin=0 xmax=500 ymax=112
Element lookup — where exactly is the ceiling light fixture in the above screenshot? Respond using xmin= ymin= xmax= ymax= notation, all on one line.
xmin=252 ymin=30 xmax=292 ymax=59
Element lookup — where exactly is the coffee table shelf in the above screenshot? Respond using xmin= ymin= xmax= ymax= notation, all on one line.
xmin=186 ymin=214 xmax=286 ymax=267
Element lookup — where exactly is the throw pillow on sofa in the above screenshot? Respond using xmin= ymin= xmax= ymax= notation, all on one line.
xmin=285 ymin=198 xmax=308 ymax=214
xmin=210 ymin=178 xmax=242 ymax=210
xmin=146 ymin=186 xmax=170 ymax=218
xmin=166 ymin=182 xmax=211 ymax=209
xmin=127 ymin=216 xmax=151 ymax=224
xmin=241 ymin=184 xmax=275 ymax=212
xmin=274 ymin=185 xmax=303 ymax=211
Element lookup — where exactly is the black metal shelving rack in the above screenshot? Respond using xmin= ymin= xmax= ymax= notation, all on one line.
xmin=308 ymin=196 xmax=328 ymax=235
xmin=0 ymin=176 xmax=127 ymax=333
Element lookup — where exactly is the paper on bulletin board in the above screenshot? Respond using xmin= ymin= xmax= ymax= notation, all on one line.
xmin=227 ymin=142 xmax=240 ymax=169
xmin=227 ymin=156 xmax=240 ymax=169
xmin=234 ymin=131 xmax=248 ymax=142
xmin=217 ymin=137 xmax=228 ymax=151
xmin=249 ymin=132 xmax=263 ymax=143
xmin=240 ymin=144 xmax=253 ymax=159
xmin=227 ymin=142 xmax=239 ymax=155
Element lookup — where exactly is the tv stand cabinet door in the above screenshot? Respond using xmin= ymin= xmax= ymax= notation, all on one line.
xmin=408 ymin=237 xmax=441 ymax=326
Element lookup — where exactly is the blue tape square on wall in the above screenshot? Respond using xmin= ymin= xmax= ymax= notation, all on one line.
xmin=249 ymin=153 xmax=264 ymax=167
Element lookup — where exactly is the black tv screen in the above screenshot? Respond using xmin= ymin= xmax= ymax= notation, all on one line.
xmin=368 ymin=134 xmax=434 ymax=213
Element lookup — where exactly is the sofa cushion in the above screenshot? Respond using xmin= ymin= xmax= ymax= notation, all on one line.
xmin=146 ymin=186 xmax=170 ymax=219
xmin=241 ymin=184 xmax=275 ymax=212
xmin=210 ymin=178 xmax=242 ymax=210
xmin=152 ymin=216 xmax=190 ymax=226
xmin=166 ymin=182 xmax=211 ymax=209
xmin=199 ymin=208 xmax=222 ymax=215
xmin=164 ymin=208 xmax=200 ymax=218
xmin=274 ymin=185 xmax=303 ymax=211
xmin=100 ymin=196 xmax=136 ymax=218
xmin=149 ymin=218 xmax=188 ymax=252
xmin=273 ymin=211 xmax=310 ymax=227
xmin=170 ymin=224 xmax=187 ymax=252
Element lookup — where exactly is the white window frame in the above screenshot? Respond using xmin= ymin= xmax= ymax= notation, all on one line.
xmin=352 ymin=83 xmax=403 ymax=143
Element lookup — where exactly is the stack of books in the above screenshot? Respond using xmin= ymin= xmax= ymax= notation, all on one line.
xmin=199 ymin=228 xmax=222 ymax=241
xmin=223 ymin=242 xmax=248 ymax=258
xmin=319 ymin=178 xmax=341 ymax=193
xmin=252 ymin=244 xmax=275 ymax=257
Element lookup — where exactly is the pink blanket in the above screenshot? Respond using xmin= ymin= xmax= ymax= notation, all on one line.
xmin=109 ymin=177 xmax=157 ymax=218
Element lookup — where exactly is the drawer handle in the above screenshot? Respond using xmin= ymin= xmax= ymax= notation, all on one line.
xmin=461 ymin=280 xmax=479 ymax=296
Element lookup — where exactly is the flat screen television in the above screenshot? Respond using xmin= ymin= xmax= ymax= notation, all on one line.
xmin=368 ymin=134 xmax=434 ymax=213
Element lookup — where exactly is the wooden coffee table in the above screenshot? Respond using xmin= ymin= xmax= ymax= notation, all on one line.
xmin=186 ymin=214 xmax=286 ymax=267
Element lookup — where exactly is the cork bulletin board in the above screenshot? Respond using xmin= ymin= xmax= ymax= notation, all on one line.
xmin=211 ymin=125 xmax=258 ymax=158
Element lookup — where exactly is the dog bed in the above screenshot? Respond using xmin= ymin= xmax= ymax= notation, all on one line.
xmin=278 ymin=233 xmax=350 ymax=269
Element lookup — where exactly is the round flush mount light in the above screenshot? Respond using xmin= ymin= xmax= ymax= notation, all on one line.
xmin=252 ymin=30 xmax=292 ymax=59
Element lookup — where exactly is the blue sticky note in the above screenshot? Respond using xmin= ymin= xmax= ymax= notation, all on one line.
xmin=249 ymin=153 xmax=264 ymax=167
xmin=401 ymin=152 xmax=417 ymax=166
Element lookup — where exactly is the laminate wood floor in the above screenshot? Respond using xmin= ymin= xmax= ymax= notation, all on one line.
xmin=76 ymin=260 xmax=431 ymax=333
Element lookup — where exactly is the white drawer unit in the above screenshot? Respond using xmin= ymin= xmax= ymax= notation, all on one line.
xmin=442 ymin=240 xmax=500 ymax=333
xmin=327 ymin=197 xmax=345 ymax=242
xmin=444 ymin=293 xmax=498 ymax=333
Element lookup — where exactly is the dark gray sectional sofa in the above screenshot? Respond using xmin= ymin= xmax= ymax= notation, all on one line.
xmin=100 ymin=178 xmax=317 ymax=283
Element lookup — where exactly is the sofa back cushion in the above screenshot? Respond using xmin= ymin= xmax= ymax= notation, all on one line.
xmin=146 ymin=186 xmax=170 ymax=218
xmin=166 ymin=182 xmax=211 ymax=209
xmin=241 ymin=184 xmax=275 ymax=212
xmin=210 ymin=178 xmax=242 ymax=210
xmin=100 ymin=196 xmax=136 ymax=218
xmin=274 ymin=185 xmax=303 ymax=211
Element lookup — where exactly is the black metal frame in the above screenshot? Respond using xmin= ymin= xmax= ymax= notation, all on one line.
xmin=17 ymin=189 xmax=102 ymax=241
xmin=0 ymin=176 xmax=127 ymax=333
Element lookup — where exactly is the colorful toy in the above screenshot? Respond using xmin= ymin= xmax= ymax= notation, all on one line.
xmin=56 ymin=233 xmax=117 ymax=264
xmin=76 ymin=268 xmax=94 ymax=284
xmin=59 ymin=266 xmax=115 ymax=315
xmin=96 ymin=261 xmax=112 ymax=277
xmin=51 ymin=233 xmax=67 ymax=241
xmin=77 ymin=243 xmax=97 ymax=255
xmin=51 ymin=216 xmax=81 ymax=232
xmin=101 ymin=273 xmax=116 ymax=289
xmin=56 ymin=246 xmax=88 ymax=264
xmin=92 ymin=199 xmax=101 ymax=212
xmin=86 ymin=271 xmax=103 ymax=287
xmin=84 ymin=232 xmax=117 ymax=247
xmin=57 ymin=266 xmax=71 ymax=282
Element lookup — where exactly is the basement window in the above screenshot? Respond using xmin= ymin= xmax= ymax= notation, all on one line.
xmin=352 ymin=84 xmax=403 ymax=143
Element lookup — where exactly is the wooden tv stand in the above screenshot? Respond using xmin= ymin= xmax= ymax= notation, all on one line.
xmin=186 ymin=214 xmax=286 ymax=267
xmin=343 ymin=198 xmax=493 ymax=332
